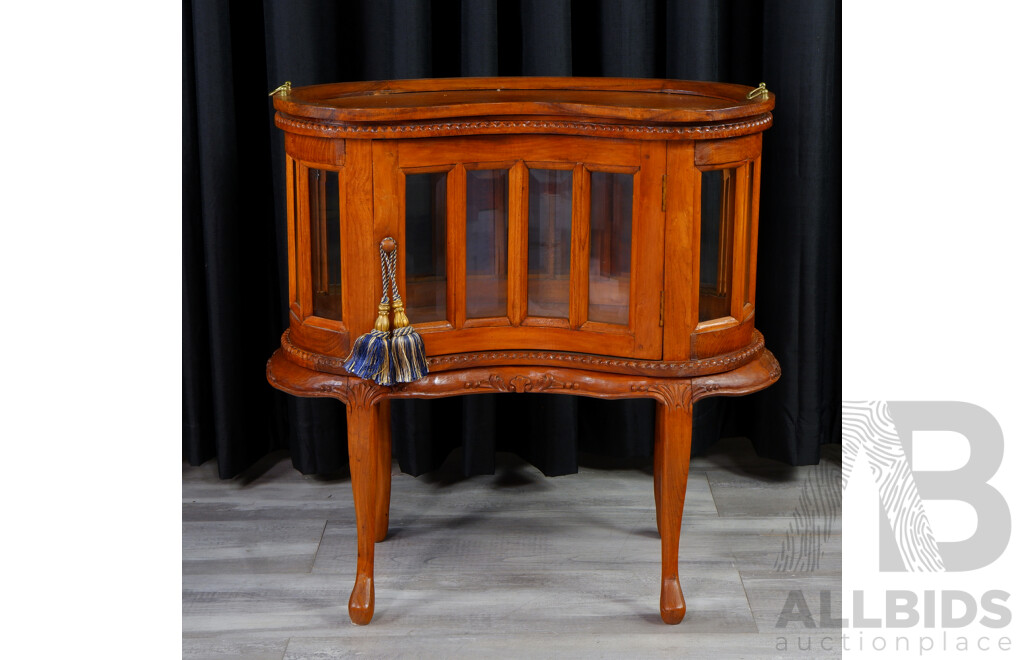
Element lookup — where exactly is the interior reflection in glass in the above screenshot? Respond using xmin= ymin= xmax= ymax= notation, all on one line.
xmin=466 ymin=169 xmax=509 ymax=319
xmin=588 ymin=171 xmax=632 ymax=325
xmin=527 ymin=169 xmax=572 ymax=319
xmin=698 ymin=168 xmax=734 ymax=322
xmin=310 ymin=168 xmax=342 ymax=319
xmin=405 ymin=172 xmax=447 ymax=323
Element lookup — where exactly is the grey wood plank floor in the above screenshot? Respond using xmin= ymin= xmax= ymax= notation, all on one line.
xmin=183 ymin=438 xmax=841 ymax=659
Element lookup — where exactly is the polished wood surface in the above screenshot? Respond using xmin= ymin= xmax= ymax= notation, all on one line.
xmin=275 ymin=77 xmax=774 ymax=124
xmin=266 ymin=77 xmax=779 ymax=625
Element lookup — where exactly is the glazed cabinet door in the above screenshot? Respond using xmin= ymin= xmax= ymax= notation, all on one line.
xmin=686 ymin=135 xmax=762 ymax=358
xmin=373 ymin=135 xmax=665 ymax=359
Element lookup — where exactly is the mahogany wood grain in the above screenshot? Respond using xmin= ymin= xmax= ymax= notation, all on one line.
xmin=276 ymin=111 xmax=774 ymax=143
xmin=654 ymin=400 xmax=692 ymax=624
xmin=747 ymin=157 xmax=762 ymax=307
xmin=267 ymin=77 xmax=779 ymax=625
xmin=286 ymin=157 xmax=297 ymax=308
xmin=289 ymin=317 xmax=349 ymax=358
xmin=374 ymin=400 xmax=392 ymax=543
xmin=509 ymin=160 xmax=529 ymax=326
xmin=695 ymin=134 xmax=761 ymax=167
xmin=285 ymin=132 xmax=346 ymax=169
xmin=342 ymin=140 xmax=376 ymax=339
xmin=691 ymin=312 xmax=755 ymax=359
xmin=279 ymin=326 xmax=770 ymax=378
xmin=345 ymin=395 xmax=377 ymax=625
xmin=662 ymin=142 xmax=698 ymax=361
xmin=274 ymin=77 xmax=775 ymax=125
xmin=266 ymin=346 xmax=779 ymax=422
xmin=569 ymin=163 xmax=590 ymax=329
xmin=449 ymin=163 xmax=467 ymax=330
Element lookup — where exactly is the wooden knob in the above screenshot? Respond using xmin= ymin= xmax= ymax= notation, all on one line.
xmin=380 ymin=237 xmax=397 ymax=253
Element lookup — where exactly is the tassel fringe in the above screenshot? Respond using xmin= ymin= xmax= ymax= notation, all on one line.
xmin=389 ymin=298 xmax=428 ymax=383
xmin=343 ymin=328 xmax=391 ymax=384
xmin=390 ymin=325 xmax=428 ymax=382
xmin=344 ymin=300 xmax=394 ymax=385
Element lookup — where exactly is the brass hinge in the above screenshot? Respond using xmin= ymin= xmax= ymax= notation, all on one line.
xmin=661 ymin=174 xmax=667 ymax=212
xmin=269 ymin=81 xmax=292 ymax=97
xmin=659 ymin=291 xmax=665 ymax=327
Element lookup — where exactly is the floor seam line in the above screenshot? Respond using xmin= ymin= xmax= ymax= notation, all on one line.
xmin=705 ymin=471 xmax=722 ymax=517
xmin=309 ymin=520 xmax=329 ymax=573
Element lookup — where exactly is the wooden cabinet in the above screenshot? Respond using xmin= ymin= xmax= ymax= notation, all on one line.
xmin=266 ymin=77 xmax=781 ymax=625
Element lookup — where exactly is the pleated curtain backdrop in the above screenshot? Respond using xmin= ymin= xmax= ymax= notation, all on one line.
xmin=183 ymin=0 xmax=840 ymax=478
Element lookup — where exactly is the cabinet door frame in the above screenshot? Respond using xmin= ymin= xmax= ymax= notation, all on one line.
xmin=373 ymin=135 xmax=665 ymax=359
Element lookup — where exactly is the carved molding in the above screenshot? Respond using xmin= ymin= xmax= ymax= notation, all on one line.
xmin=629 ymin=382 xmax=693 ymax=409
xmin=277 ymin=328 xmax=767 ymax=380
xmin=424 ymin=332 xmax=764 ymax=376
xmin=276 ymin=112 xmax=773 ymax=142
xmin=338 ymin=379 xmax=384 ymax=408
xmin=462 ymin=372 xmax=582 ymax=394
xmin=267 ymin=345 xmax=780 ymax=410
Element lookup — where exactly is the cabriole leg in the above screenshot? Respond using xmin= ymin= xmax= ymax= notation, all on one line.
xmin=653 ymin=399 xmax=693 ymax=625
xmin=346 ymin=398 xmax=381 ymax=625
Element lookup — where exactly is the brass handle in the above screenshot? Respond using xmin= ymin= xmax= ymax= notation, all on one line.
xmin=268 ymin=81 xmax=292 ymax=97
xmin=746 ymin=82 xmax=768 ymax=100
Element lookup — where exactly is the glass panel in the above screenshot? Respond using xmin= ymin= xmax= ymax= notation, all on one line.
xmin=527 ymin=169 xmax=572 ymax=319
xmin=698 ymin=168 xmax=735 ymax=322
xmin=310 ymin=169 xmax=342 ymax=319
xmin=588 ymin=172 xmax=632 ymax=325
xmin=405 ymin=172 xmax=447 ymax=323
xmin=466 ymin=169 xmax=509 ymax=319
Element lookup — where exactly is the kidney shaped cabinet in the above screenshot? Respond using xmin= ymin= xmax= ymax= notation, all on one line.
xmin=266 ymin=77 xmax=781 ymax=625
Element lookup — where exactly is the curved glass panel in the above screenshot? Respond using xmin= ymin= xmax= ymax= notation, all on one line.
xmin=310 ymin=168 xmax=342 ymax=319
xmin=698 ymin=168 xmax=735 ymax=322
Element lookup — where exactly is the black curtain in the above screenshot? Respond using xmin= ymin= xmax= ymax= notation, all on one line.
xmin=184 ymin=0 xmax=840 ymax=478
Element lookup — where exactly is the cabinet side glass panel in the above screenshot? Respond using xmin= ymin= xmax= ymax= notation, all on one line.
xmin=698 ymin=168 xmax=735 ymax=322
xmin=309 ymin=168 xmax=342 ymax=320
xmin=527 ymin=169 xmax=572 ymax=319
xmin=588 ymin=171 xmax=632 ymax=326
xmin=405 ymin=172 xmax=448 ymax=323
xmin=466 ymin=169 xmax=509 ymax=319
